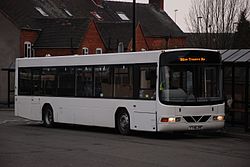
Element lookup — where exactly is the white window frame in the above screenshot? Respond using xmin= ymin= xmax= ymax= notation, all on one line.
xmin=64 ymin=9 xmax=73 ymax=17
xmin=32 ymin=48 xmax=35 ymax=57
xmin=96 ymin=48 xmax=102 ymax=54
xmin=118 ymin=42 xmax=124 ymax=53
xmin=82 ymin=47 xmax=89 ymax=55
xmin=24 ymin=41 xmax=32 ymax=58
xmin=35 ymin=7 xmax=49 ymax=17
xmin=117 ymin=12 xmax=130 ymax=21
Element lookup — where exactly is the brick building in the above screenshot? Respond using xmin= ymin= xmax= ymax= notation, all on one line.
xmin=33 ymin=18 xmax=106 ymax=56
xmin=0 ymin=0 xmax=185 ymax=104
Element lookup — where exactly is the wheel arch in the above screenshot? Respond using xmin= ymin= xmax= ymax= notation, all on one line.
xmin=115 ymin=107 xmax=130 ymax=128
xmin=42 ymin=103 xmax=53 ymax=119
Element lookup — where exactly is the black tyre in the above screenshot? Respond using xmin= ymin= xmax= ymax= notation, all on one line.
xmin=116 ymin=111 xmax=130 ymax=135
xmin=43 ymin=106 xmax=54 ymax=128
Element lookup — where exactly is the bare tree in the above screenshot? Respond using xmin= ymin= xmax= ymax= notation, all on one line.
xmin=186 ymin=0 xmax=249 ymax=49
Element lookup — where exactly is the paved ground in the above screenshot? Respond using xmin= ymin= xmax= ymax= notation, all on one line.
xmin=0 ymin=109 xmax=250 ymax=167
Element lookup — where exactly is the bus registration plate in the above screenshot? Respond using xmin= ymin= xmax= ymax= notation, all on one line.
xmin=188 ymin=125 xmax=203 ymax=131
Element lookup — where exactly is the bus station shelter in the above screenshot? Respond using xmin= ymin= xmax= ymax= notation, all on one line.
xmin=221 ymin=49 xmax=250 ymax=132
xmin=1 ymin=62 xmax=15 ymax=107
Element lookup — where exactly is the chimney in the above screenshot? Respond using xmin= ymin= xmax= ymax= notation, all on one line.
xmin=149 ymin=0 xmax=164 ymax=10
xmin=92 ymin=0 xmax=103 ymax=6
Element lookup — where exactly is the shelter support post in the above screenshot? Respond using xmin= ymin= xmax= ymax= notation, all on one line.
xmin=8 ymin=70 xmax=10 ymax=108
xmin=245 ymin=66 xmax=249 ymax=132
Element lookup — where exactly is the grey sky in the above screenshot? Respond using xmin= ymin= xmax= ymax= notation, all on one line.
xmin=165 ymin=0 xmax=191 ymax=32
xmin=107 ymin=0 xmax=192 ymax=32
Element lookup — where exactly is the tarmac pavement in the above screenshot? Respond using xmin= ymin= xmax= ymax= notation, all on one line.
xmin=0 ymin=105 xmax=250 ymax=140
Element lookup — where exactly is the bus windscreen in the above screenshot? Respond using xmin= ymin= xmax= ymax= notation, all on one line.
xmin=159 ymin=50 xmax=223 ymax=105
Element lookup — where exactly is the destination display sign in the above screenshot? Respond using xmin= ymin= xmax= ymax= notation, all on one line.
xmin=179 ymin=57 xmax=206 ymax=62
xmin=160 ymin=50 xmax=221 ymax=65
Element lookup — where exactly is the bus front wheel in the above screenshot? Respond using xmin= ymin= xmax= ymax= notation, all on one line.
xmin=43 ymin=106 xmax=54 ymax=128
xmin=116 ymin=111 xmax=130 ymax=135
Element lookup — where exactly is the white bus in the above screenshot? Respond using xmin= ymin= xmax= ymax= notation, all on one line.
xmin=15 ymin=49 xmax=225 ymax=134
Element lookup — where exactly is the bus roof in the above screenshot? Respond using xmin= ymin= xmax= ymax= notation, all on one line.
xmin=17 ymin=49 xmax=219 ymax=68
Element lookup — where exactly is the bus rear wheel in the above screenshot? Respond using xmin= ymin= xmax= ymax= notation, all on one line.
xmin=116 ymin=111 xmax=130 ymax=135
xmin=43 ymin=106 xmax=54 ymax=128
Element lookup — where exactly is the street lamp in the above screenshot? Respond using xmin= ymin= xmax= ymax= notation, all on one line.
xmin=197 ymin=16 xmax=202 ymax=33
xmin=174 ymin=9 xmax=178 ymax=23
xmin=233 ymin=22 xmax=238 ymax=32
xmin=208 ymin=24 xmax=212 ymax=48
xmin=208 ymin=24 xmax=212 ymax=34
xmin=132 ymin=0 xmax=136 ymax=52
xmin=231 ymin=22 xmax=238 ymax=49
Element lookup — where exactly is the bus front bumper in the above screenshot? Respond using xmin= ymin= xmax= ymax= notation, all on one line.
xmin=157 ymin=121 xmax=225 ymax=132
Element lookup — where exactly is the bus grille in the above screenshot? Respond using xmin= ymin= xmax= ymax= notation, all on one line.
xmin=183 ymin=115 xmax=211 ymax=123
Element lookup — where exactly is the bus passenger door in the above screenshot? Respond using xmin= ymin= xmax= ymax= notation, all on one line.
xmin=131 ymin=64 xmax=157 ymax=132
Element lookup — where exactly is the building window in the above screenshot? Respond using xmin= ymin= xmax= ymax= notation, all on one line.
xmin=32 ymin=49 xmax=35 ymax=57
xmin=117 ymin=12 xmax=130 ymax=21
xmin=24 ymin=41 xmax=32 ymax=58
xmin=82 ymin=47 xmax=89 ymax=55
xmin=96 ymin=48 xmax=102 ymax=54
xmin=118 ymin=42 xmax=124 ymax=53
xmin=35 ymin=7 xmax=49 ymax=17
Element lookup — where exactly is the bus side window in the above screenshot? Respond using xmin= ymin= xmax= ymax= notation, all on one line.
xmin=19 ymin=68 xmax=32 ymax=95
xmin=94 ymin=66 xmax=113 ymax=98
xmin=76 ymin=66 xmax=93 ymax=97
xmin=32 ymin=68 xmax=41 ymax=96
xmin=113 ymin=65 xmax=133 ymax=98
xmin=57 ymin=67 xmax=75 ymax=97
xmin=41 ymin=68 xmax=57 ymax=96
xmin=139 ymin=65 xmax=156 ymax=99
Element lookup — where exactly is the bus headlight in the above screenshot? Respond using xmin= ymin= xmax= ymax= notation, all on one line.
xmin=168 ymin=117 xmax=176 ymax=122
xmin=161 ymin=117 xmax=181 ymax=123
xmin=213 ymin=115 xmax=224 ymax=121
